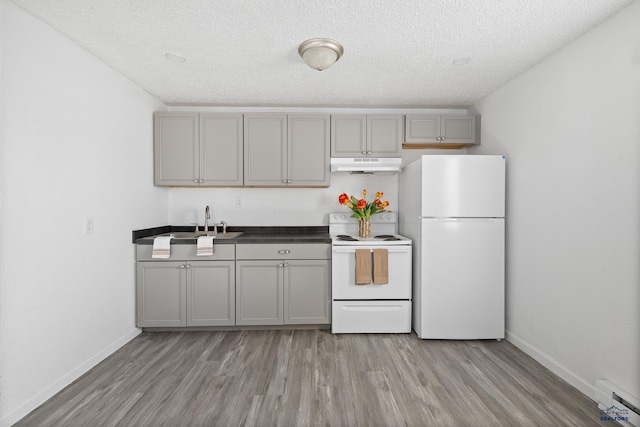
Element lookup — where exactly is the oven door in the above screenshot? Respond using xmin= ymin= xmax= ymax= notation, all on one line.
xmin=332 ymin=245 xmax=412 ymax=300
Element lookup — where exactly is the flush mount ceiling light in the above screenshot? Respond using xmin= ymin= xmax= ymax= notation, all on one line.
xmin=298 ymin=38 xmax=344 ymax=71
xmin=452 ymin=56 xmax=471 ymax=66
xmin=164 ymin=52 xmax=186 ymax=63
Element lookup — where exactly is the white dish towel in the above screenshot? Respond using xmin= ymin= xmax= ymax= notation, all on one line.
xmin=197 ymin=235 xmax=216 ymax=256
xmin=152 ymin=235 xmax=175 ymax=258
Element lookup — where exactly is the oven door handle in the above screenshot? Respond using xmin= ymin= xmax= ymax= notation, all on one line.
xmin=332 ymin=246 xmax=411 ymax=254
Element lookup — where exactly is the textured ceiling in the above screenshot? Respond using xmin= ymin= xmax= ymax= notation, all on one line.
xmin=10 ymin=0 xmax=634 ymax=107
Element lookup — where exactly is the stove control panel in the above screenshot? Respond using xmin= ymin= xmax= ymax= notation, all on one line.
xmin=330 ymin=212 xmax=396 ymax=224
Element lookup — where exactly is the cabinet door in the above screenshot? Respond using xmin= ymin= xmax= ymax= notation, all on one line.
xmin=331 ymin=115 xmax=367 ymax=157
xmin=367 ymin=115 xmax=403 ymax=157
xmin=244 ymin=114 xmax=288 ymax=186
xmin=236 ymin=261 xmax=284 ymax=325
xmin=288 ymin=114 xmax=330 ymax=186
xmin=441 ymin=115 xmax=476 ymax=144
xmin=284 ymin=260 xmax=331 ymax=324
xmin=200 ymin=114 xmax=244 ymax=186
xmin=187 ymin=261 xmax=235 ymax=326
xmin=404 ymin=115 xmax=477 ymax=145
xmin=154 ymin=113 xmax=199 ymax=186
xmin=404 ymin=114 xmax=440 ymax=143
xmin=136 ymin=262 xmax=186 ymax=327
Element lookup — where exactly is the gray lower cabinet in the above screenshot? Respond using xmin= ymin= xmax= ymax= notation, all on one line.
xmin=136 ymin=242 xmax=330 ymax=328
xmin=284 ymin=260 xmax=331 ymax=324
xmin=235 ymin=260 xmax=283 ymax=325
xmin=244 ymin=114 xmax=330 ymax=186
xmin=136 ymin=244 xmax=236 ymax=327
xmin=331 ymin=114 xmax=403 ymax=157
xmin=187 ymin=261 xmax=235 ymax=326
xmin=136 ymin=261 xmax=186 ymax=327
xmin=154 ymin=112 xmax=243 ymax=186
xmin=235 ymin=244 xmax=331 ymax=325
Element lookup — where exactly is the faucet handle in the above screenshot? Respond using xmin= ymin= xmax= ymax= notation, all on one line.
xmin=191 ymin=223 xmax=199 ymax=232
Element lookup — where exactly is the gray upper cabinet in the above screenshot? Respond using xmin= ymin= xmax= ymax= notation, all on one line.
xmin=244 ymin=113 xmax=330 ymax=187
xmin=404 ymin=114 xmax=477 ymax=145
xmin=243 ymin=114 xmax=287 ymax=186
xmin=288 ymin=114 xmax=331 ymax=186
xmin=154 ymin=112 xmax=198 ymax=186
xmin=200 ymin=114 xmax=244 ymax=185
xmin=331 ymin=114 xmax=403 ymax=157
xmin=154 ymin=112 xmax=243 ymax=186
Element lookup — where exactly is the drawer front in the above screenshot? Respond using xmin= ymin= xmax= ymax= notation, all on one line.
xmin=136 ymin=243 xmax=235 ymax=261
xmin=236 ymin=243 xmax=330 ymax=260
xmin=332 ymin=301 xmax=411 ymax=334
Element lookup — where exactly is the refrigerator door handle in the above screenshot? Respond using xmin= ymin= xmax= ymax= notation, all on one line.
xmin=420 ymin=217 xmax=504 ymax=221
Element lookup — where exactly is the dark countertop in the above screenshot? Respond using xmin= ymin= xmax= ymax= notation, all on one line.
xmin=133 ymin=225 xmax=331 ymax=245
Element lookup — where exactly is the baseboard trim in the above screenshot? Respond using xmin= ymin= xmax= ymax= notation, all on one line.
xmin=506 ymin=329 xmax=595 ymax=400
xmin=1 ymin=328 xmax=142 ymax=427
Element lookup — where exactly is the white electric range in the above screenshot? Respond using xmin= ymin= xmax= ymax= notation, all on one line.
xmin=329 ymin=212 xmax=413 ymax=333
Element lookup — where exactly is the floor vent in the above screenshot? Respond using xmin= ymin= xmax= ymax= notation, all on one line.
xmin=596 ymin=380 xmax=640 ymax=427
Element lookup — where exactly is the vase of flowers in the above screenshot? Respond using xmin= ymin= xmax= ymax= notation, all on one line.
xmin=338 ymin=189 xmax=390 ymax=238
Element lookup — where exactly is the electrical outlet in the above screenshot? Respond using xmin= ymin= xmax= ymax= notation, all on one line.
xmin=84 ymin=217 xmax=94 ymax=234
xmin=235 ymin=197 xmax=243 ymax=208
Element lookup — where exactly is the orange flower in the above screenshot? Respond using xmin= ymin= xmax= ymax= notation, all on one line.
xmin=337 ymin=189 xmax=390 ymax=219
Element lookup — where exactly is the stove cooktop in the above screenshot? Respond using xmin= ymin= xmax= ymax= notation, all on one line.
xmin=331 ymin=233 xmax=412 ymax=246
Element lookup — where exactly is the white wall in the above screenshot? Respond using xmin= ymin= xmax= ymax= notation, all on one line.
xmin=470 ymin=1 xmax=640 ymax=402
xmin=0 ymin=2 xmax=168 ymax=425
xmin=168 ymin=173 xmax=399 ymax=227
xmin=167 ymin=148 xmax=463 ymax=227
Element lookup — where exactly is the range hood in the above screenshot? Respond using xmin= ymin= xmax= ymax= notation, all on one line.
xmin=330 ymin=157 xmax=402 ymax=173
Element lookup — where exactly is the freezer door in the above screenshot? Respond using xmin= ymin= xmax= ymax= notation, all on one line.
xmin=420 ymin=155 xmax=505 ymax=218
xmin=417 ymin=218 xmax=504 ymax=339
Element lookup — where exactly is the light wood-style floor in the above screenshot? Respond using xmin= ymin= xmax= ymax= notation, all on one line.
xmin=16 ymin=330 xmax=608 ymax=426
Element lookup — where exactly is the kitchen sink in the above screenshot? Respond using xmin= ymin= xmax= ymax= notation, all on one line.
xmin=149 ymin=231 xmax=244 ymax=240
xmin=176 ymin=231 xmax=243 ymax=240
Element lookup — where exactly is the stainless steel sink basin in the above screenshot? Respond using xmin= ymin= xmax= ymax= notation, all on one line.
xmin=169 ymin=231 xmax=244 ymax=240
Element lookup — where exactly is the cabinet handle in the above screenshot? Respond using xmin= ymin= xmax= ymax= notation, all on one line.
xmin=366 ymin=151 xmax=372 ymax=155
xmin=283 ymin=263 xmax=289 ymax=267
xmin=193 ymin=179 xmax=199 ymax=183
xmin=185 ymin=264 xmax=191 ymax=269
xmin=199 ymin=179 xmax=204 ymax=183
xmin=277 ymin=249 xmax=291 ymax=254
xmin=179 ymin=265 xmax=185 ymax=269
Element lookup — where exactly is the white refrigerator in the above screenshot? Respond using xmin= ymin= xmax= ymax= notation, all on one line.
xmin=399 ymin=155 xmax=505 ymax=339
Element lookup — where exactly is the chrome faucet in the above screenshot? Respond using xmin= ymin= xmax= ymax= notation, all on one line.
xmin=204 ymin=205 xmax=211 ymax=234
xmin=213 ymin=221 xmax=227 ymax=234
